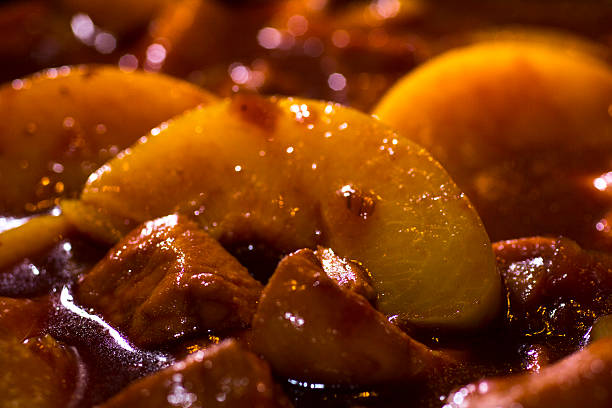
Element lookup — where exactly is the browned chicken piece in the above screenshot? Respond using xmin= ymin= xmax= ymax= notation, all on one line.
xmin=0 ymin=334 xmax=83 ymax=408
xmin=252 ymin=248 xmax=455 ymax=385
xmin=100 ymin=338 xmax=292 ymax=408
xmin=0 ymin=296 xmax=50 ymax=340
xmin=76 ymin=214 xmax=263 ymax=348
xmin=494 ymin=237 xmax=612 ymax=337
xmin=446 ymin=336 xmax=612 ymax=408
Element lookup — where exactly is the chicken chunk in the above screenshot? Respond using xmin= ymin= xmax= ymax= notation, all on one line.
xmin=100 ymin=338 xmax=292 ymax=408
xmin=446 ymin=337 xmax=612 ymax=408
xmin=0 ymin=334 xmax=83 ymax=408
xmin=76 ymin=214 xmax=263 ymax=348
xmin=494 ymin=237 xmax=612 ymax=337
xmin=252 ymin=248 xmax=455 ymax=385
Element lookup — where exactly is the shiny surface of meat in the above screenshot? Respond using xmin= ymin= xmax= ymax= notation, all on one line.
xmin=100 ymin=339 xmax=292 ymax=408
xmin=252 ymin=248 xmax=456 ymax=385
xmin=76 ymin=214 xmax=263 ymax=347
xmin=494 ymin=237 xmax=612 ymax=340
xmin=446 ymin=336 xmax=612 ymax=408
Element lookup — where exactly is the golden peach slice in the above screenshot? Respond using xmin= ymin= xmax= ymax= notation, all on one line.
xmin=373 ymin=41 xmax=612 ymax=249
xmin=0 ymin=214 xmax=71 ymax=270
xmin=0 ymin=65 xmax=216 ymax=215
xmin=73 ymin=94 xmax=500 ymax=330
xmin=590 ymin=315 xmax=612 ymax=343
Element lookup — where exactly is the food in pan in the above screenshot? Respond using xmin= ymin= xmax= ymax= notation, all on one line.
xmin=0 ymin=1 xmax=611 ymax=407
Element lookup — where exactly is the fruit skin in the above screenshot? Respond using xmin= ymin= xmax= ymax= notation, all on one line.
xmin=0 ymin=65 xmax=216 ymax=215
xmin=373 ymin=41 xmax=612 ymax=249
xmin=75 ymin=94 xmax=501 ymax=330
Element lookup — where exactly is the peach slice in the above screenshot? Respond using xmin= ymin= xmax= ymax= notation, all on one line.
xmin=373 ymin=41 xmax=612 ymax=249
xmin=0 ymin=214 xmax=71 ymax=270
xmin=590 ymin=315 xmax=612 ymax=343
xmin=72 ymin=94 xmax=500 ymax=330
xmin=0 ymin=65 xmax=216 ymax=215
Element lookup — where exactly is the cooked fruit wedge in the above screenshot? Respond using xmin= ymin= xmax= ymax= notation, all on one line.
xmin=0 ymin=65 xmax=216 ymax=214
xmin=373 ymin=41 xmax=612 ymax=249
xmin=73 ymin=94 xmax=500 ymax=330
xmin=0 ymin=214 xmax=71 ymax=270
xmin=590 ymin=315 xmax=612 ymax=343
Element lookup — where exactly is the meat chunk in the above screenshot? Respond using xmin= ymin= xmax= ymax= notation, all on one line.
xmin=446 ymin=337 xmax=612 ymax=408
xmin=0 ymin=334 xmax=83 ymax=408
xmin=252 ymin=248 xmax=455 ymax=385
xmin=76 ymin=214 xmax=263 ymax=348
xmin=494 ymin=237 xmax=612 ymax=337
xmin=0 ymin=296 xmax=49 ymax=340
xmin=100 ymin=338 xmax=292 ymax=408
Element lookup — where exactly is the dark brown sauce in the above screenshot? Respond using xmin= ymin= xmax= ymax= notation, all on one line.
xmin=0 ymin=235 xmax=106 ymax=298
xmin=0 ymin=231 xmax=171 ymax=406
xmin=47 ymin=286 xmax=172 ymax=407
